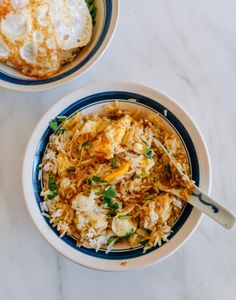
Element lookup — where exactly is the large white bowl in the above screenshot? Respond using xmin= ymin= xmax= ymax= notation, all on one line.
xmin=0 ymin=1 xmax=119 ymax=92
xmin=22 ymin=81 xmax=211 ymax=271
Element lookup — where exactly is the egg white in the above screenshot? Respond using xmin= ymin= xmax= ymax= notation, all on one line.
xmin=49 ymin=0 xmax=93 ymax=50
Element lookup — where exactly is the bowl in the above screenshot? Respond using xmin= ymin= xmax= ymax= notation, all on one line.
xmin=0 ymin=1 xmax=119 ymax=92
xmin=22 ymin=81 xmax=211 ymax=271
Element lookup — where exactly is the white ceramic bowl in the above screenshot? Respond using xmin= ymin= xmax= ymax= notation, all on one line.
xmin=22 ymin=81 xmax=211 ymax=271
xmin=0 ymin=1 xmax=119 ymax=92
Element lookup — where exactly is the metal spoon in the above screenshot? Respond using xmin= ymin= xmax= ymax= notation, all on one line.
xmin=153 ymin=138 xmax=236 ymax=229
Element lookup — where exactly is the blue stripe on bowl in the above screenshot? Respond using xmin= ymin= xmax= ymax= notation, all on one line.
xmin=32 ymin=91 xmax=199 ymax=260
xmin=0 ymin=0 xmax=112 ymax=85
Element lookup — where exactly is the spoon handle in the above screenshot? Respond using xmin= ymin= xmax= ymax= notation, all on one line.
xmin=188 ymin=186 xmax=236 ymax=229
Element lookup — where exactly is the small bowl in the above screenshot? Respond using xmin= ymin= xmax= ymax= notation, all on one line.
xmin=0 ymin=1 xmax=119 ymax=92
xmin=23 ymin=81 xmax=211 ymax=271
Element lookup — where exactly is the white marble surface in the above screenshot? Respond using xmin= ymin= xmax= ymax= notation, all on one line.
xmin=0 ymin=0 xmax=236 ymax=299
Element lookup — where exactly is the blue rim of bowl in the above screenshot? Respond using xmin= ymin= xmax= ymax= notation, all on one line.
xmin=32 ymin=91 xmax=199 ymax=260
xmin=0 ymin=0 xmax=112 ymax=86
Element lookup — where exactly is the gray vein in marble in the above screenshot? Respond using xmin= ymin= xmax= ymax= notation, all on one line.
xmin=57 ymin=255 xmax=64 ymax=300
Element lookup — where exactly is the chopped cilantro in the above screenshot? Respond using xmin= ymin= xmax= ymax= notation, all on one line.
xmin=47 ymin=191 xmax=58 ymax=200
xmin=92 ymin=176 xmax=102 ymax=183
xmin=111 ymin=157 xmax=118 ymax=169
xmin=59 ymin=128 xmax=67 ymax=135
xmin=47 ymin=175 xmax=58 ymax=200
xmin=141 ymin=240 xmax=148 ymax=246
xmin=124 ymin=228 xmax=136 ymax=237
xmin=165 ymin=164 xmax=171 ymax=174
xmin=88 ymin=176 xmax=103 ymax=186
xmin=103 ymin=198 xmax=119 ymax=210
xmin=57 ymin=116 xmax=67 ymax=122
xmin=49 ymin=120 xmax=59 ymax=132
xmin=48 ymin=175 xmax=57 ymax=191
xmin=141 ymin=138 xmax=153 ymax=159
xmin=135 ymin=174 xmax=141 ymax=179
xmin=146 ymin=147 xmax=153 ymax=159
xmin=103 ymin=187 xmax=117 ymax=199
xmin=85 ymin=0 xmax=96 ymax=24
xmin=49 ymin=116 xmax=67 ymax=133
xmin=47 ymin=194 xmax=53 ymax=200
xmin=82 ymin=141 xmax=92 ymax=147
xmin=107 ymin=236 xmax=119 ymax=245
xmin=103 ymin=187 xmax=118 ymax=210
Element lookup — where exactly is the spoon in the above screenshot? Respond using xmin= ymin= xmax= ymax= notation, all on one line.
xmin=152 ymin=138 xmax=236 ymax=229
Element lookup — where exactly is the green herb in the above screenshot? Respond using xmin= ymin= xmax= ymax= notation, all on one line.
xmin=59 ymin=128 xmax=67 ymax=135
xmin=49 ymin=116 xmax=67 ymax=133
xmin=107 ymin=236 xmax=119 ymax=245
xmin=135 ymin=174 xmax=141 ymax=179
xmin=103 ymin=187 xmax=117 ymax=199
xmin=141 ymin=240 xmax=148 ymax=246
xmin=119 ymin=215 xmax=132 ymax=220
xmin=165 ymin=164 xmax=171 ymax=174
xmin=49 ymin=120 xmax=59 ymax=132
xmin=143 ymin=194 xmax=155 ymax=201
xmin=146 ymin=147 xmax=153 ymax=159
xmin=47 ymin=175 xmax=58 ymax=200
xmin=103 ymin=187 xmax=118 ymax=210
xmin=141 ymin=138 xmax=153 ymax=159
xmin=82 ymin=141 xmax=92 ymax=147
xmin=47 ymin=194 xmax=53 ymax=200
xmin=124 ymin=228 xmax=136 ymax=237
xmin=111 ymin=157 xmax=118 ymax=169
xmin=88 ymin=176 xmax=103 ymax=186
xmin=57 ymin=116 xmax=67 ymax=122
xmin=92 ymin=176 xmax=102 ymax=183
xmin=103 ymin=198 xmax=119 ymax=210
xmin=85 ymin=0 xmax=96 ymax=24
xmin=47 ymin=191 xmax=58 ymax=200
xmin=48 ymin=175 xmax=57 ymax=191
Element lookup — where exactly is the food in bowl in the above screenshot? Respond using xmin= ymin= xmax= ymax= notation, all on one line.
xmin=0 ymin=0 xmax=96 ymax=78
xmin=40 ymin=102 xmax=194 ymax=253
xmin=23 ymin=82 xmax=209 ymax=270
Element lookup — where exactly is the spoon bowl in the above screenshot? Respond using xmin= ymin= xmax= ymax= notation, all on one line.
xmin=153 ymin=137 xmax=236 ymax=229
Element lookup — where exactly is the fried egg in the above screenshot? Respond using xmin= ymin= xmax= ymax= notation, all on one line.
xmin=0 ymin=0 xmax=93 ymax=78
xmin=50 ymin=0 xmax=93 ymax=50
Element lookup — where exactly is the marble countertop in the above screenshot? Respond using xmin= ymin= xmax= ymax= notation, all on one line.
xmin=0 ymin=0 xmax=236 ymax=299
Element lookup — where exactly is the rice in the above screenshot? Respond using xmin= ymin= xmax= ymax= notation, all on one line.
xmin=40 ymin=103 xmax=194 ymax=252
